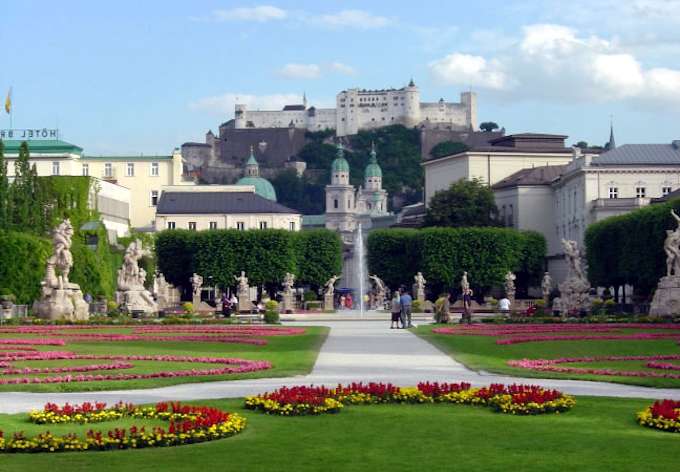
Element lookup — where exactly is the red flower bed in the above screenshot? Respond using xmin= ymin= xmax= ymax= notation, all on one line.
xmin=637 ymin=399 xmax=680 ymax=432
xmin=508 ymin=355 xmax=680 ymax=379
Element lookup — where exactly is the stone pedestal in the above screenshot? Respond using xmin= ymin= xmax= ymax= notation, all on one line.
xmin=1 ymin=306 xmax=12 ymax=320
xmin=324 ymin=293 xmax=334 ymax=311
xmin=650 ymin=276 xmax=680 ymax=316
xmin=281 ymin=292 xmax=294 ymax=313
xmin=238 ymin=292 xmax=251 ymax=312
xmin=117 ymin=289 xmax=158 ymax=315
xmin=192 ymin=293 xmax=201 ymax=309
xmin=412 ymin=284 xmax=425 ymax=303
xmin=33 ymin=286 xmax=89 ymax=321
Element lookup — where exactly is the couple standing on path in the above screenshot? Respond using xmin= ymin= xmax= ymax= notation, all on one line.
xmin=390 ymin=288 xmax=413 ymax=329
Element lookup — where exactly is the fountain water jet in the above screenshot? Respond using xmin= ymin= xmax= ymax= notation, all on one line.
xmin=355 ymin=223 xmax=365 ymax=318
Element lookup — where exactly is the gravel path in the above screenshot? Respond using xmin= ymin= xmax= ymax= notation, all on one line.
xmin=0 ymin=320 xmax=678 ymax=413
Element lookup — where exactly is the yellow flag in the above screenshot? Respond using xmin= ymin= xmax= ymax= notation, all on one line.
xmin=4 ymin=87 xmax=11 ymax=114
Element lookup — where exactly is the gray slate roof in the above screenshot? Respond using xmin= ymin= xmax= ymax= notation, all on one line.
xmin=592 ymin=143 xmax=680 ymax=166
xmin=157 ymin=191 xmax=299 ymax=215
xmin=492 ymin=165 xmax=567 ymax=190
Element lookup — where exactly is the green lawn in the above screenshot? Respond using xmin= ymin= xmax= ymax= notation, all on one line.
xmin=414 ymin=325 xmax=680 ymax=388
xmin=0 ymin=326 xmax=328 ymax=392
xmin=0 ymin=396 xmax=677 ymax=471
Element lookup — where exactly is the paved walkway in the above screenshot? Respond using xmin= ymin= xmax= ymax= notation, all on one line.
xmin=0 ymin=320 xmax=679 ymax=413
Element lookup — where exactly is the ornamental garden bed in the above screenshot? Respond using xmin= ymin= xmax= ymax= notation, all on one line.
xmin=417 ymin=323 xmax=680 ymax=388
xmin=0 ymin=325 xmax=328 ymax=392
xmin=0 ymin=396 xmax=677 ymax=471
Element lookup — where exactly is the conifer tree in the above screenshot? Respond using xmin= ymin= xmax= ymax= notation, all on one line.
xmin=0 ymin=140 xmax=8 ymax=228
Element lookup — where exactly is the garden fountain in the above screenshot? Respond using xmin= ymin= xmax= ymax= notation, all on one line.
xmin=355 ymin=223 xmax=365 ymax=318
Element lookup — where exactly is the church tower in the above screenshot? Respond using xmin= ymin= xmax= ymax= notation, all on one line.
xmin=357 ymin=142 xmax=389 ymax=215
xmin=325 ymin=143 xmax=357 ymax=235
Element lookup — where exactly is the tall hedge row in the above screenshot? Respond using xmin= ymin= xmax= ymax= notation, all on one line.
xmin=585 ymin=199 xmax=680 ymax=296
xmin=367 ymin=227 xmax=546 ymax=295
xmin=155 ymin=229 xmax=342 ymax=290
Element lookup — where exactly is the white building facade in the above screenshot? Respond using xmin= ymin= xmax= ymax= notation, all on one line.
xmin=234 ymin=80 xmax=476 ymax=137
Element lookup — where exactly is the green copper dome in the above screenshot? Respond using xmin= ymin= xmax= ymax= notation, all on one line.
xmin=364 ymin=143 xmax=382 ymax=178
xmin=237 ymin=176 xmax=277 ymax=201
xmin=331 ymin=143 xmax=350 ymax=173
xmin=236 ymin=146 xmax=277 ymax=201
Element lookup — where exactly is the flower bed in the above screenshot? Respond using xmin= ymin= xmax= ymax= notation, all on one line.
xmin=507 ymin=355 xmax=680 ymax=379
xmin=1 ymin=401 xmax=246 ymax=452
xmin=0 ymin=353 xmax=271 ymax=385
xmin=432 ymin=324 xmax=680 ymax=345
xmin=636 ymin=399 xmax=680 ymax=433
xmin=245 ymin=382 xmax=575 ymax=416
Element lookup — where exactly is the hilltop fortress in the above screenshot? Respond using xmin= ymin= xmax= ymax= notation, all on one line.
xmin=234 ymin=80 xmax=477 ymax=136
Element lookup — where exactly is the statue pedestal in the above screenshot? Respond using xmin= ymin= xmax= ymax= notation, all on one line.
xmin=117 ymin=289 xmax=158 ymax=315
xmin=650 ymin=276 xmax=680 ymax=316
xmin=192 ymin=294 xmax=201 ymax=308
xmin=281 ymin=292 xmax=294 ymax=313
xmin=324 ymin=293 xmax=334 ymax=311
xmin=33 ymin=287 xmax=89 ymax=321
xmin=238 ymin=292 xmax=251 ymax=312
xmin=1 ymin=306 xmax=12 ymax=320
xmin=413 ymin=284 xmax=425 ymax=303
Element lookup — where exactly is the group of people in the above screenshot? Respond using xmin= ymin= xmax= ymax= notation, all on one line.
xmin=432 ymin=289 xmax=475 ymax=325
xmin=338 ymin=293 xmax=353 ymax=310
xmin=389 ymin=288 xmax=414 ymax=329
xmin=219 ymin=293 xmax=239 ymax=317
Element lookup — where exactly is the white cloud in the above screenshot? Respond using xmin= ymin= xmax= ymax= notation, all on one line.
xmin=329 ymin=62 xmax=356 ymax=76
xmin=210 ymin=5 xmax=287 ymax=22
xmin=428 ymin=23 xmax=680 ymax=104
xmin=278 ymin=63 xmax=322 ymax=79
xmin=189 ymin=93 xmax=303 ymax=116
xmin=429 ymin=53 xmax=511 ymax=90
xmin=315 ymin=10 xmax=391 ymax=29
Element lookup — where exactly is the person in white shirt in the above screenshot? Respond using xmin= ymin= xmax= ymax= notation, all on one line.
xmin=498 ymin=297 xmax=511 ymax=312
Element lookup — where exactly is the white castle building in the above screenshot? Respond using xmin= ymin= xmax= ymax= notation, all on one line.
xmin=234 ymin=80 xmax=477 ymax=137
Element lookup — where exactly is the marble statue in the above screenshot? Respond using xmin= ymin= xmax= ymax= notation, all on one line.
xmin=504 ymin=271 xmax=516 ymax=302
xmin=413 ymin=272 xmax=427 ymax=303
xmin=651 ymin=210 xmax=680 ymax=315
xmin=281 ymin=272 xmax=296 ymax=313
xmin=32 ymin=219 xmax=89 ymax=320
xmin=154 ymin=272 xmax=179 ymax=310
xmin=369 ymin=274 xmax=386 ymax=309
xmin=541 ymin=272 xmax=553 ymax=304
xmin=190 ymin=272 xmax=204 ymax=307
xmin=234 ymin=271 xmax=251 ymax=312
xmin=558 ymin=239 xmax=591 ymax=314
xmin=460 ymin=271 xmax=470 ymax=293
xmin=115 ymin=240 xmax=158 ymax=314
xmin=323 ymin=274 xmax=340 ymax=311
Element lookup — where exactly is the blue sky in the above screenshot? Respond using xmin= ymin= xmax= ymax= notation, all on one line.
xmin=2 ymin=0 xmax=680 ymax=154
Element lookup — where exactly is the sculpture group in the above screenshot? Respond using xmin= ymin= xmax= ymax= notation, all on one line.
xmin=650 ymin=210 xmax=680 ymax=315
xmin=116 ymin=240 xmax=158 ymax=314
xmin=558 ymin=239 xmax=591 ymax=314
xmin=33 ymin=219 xmax=89 ymax=320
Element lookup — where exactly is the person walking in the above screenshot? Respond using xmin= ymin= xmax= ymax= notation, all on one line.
xmin=390 ymin=291 xmax=402 ymax=329
xmin=400 ymin=288 xmax=413 ymax=328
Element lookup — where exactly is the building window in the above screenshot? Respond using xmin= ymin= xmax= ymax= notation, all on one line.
xmin=52 ymin=161 xmax=60 ymax=176
xmin=104 ymin=163 xmax=113 ymax=177
xmin=188 ymin=222 xmax=197 ymax=231
xmin=608 ymin=187 xmax=618 ymax=199
xmin=82 ymin=163 xmax=89 ymax=176
xmin=636 ymin=187 xmax=646 ymax=198
xmin=209 ymin=221 xmax=217 ymax=230
xmin=167 ymin=221 xmax=176 ymax=229
xmin=150 ymin=162 xmax=159 ymax=176
xmin=126 ymin=162 xmax=134 ymax=177
xmin=507 ymin=204 xmax=514 ymax=227
xmin=259 ymin=221 xmax=268 ymax=230
xmin=289 ymin=221 xmax=295 ymax=231
xmin=150 ymin=190 xmax=159 ymax=206
xmin=663 ymin=186 xmax=673 ymax=196
xmin=236 ymin=221 xmax=245 ymax=231
xmin=333 ymin=199 xmax=338 ymax=209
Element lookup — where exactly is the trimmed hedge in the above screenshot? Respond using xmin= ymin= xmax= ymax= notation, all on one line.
xmin=155 ymin=229 xmax=342 ymax=290
xmin=585 ymin=199 xmax=680 ymax=297
xmin=0 ymin=231 xmax=51 ymax=304
xmin=367 ymin=227 xmax=546 ymax=295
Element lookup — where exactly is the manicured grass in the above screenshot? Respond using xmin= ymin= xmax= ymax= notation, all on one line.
xmin=414 ymin=324 xmax=680 ymax=387
xmin=0 ymin=396 xmax=677 ymax=471
xmin=0 ymin=326 xmax=328 ymax=392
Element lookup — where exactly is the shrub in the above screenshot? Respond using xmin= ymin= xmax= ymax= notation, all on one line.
xmin=0 ymin=231 xmax=51 ymax=304
xmin=303 ymin=291 xmax=318 ymax=302
xmin=412 ymin=299 xmax=423 ymax=313
xmin=182 ymin=302 xmax=194 ymax=314
xmin=264 ymin=300 xmax=280 ymax=324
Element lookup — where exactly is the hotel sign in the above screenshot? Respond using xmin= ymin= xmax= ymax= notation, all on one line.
xmin=0 ymin=128 xmax=59 ymax=140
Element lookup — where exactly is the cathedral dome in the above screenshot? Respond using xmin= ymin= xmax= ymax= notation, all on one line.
xmin=364 ymin=142 xmax=382 ymax=178
xmin=236 ymin=146 xmax=278 ymax=201
xmin=331 ymin=143 xmax=350 ymax=173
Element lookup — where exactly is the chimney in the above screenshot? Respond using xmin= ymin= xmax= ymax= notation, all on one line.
xmin=672 ymin=140 xmax=680 ymax=149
